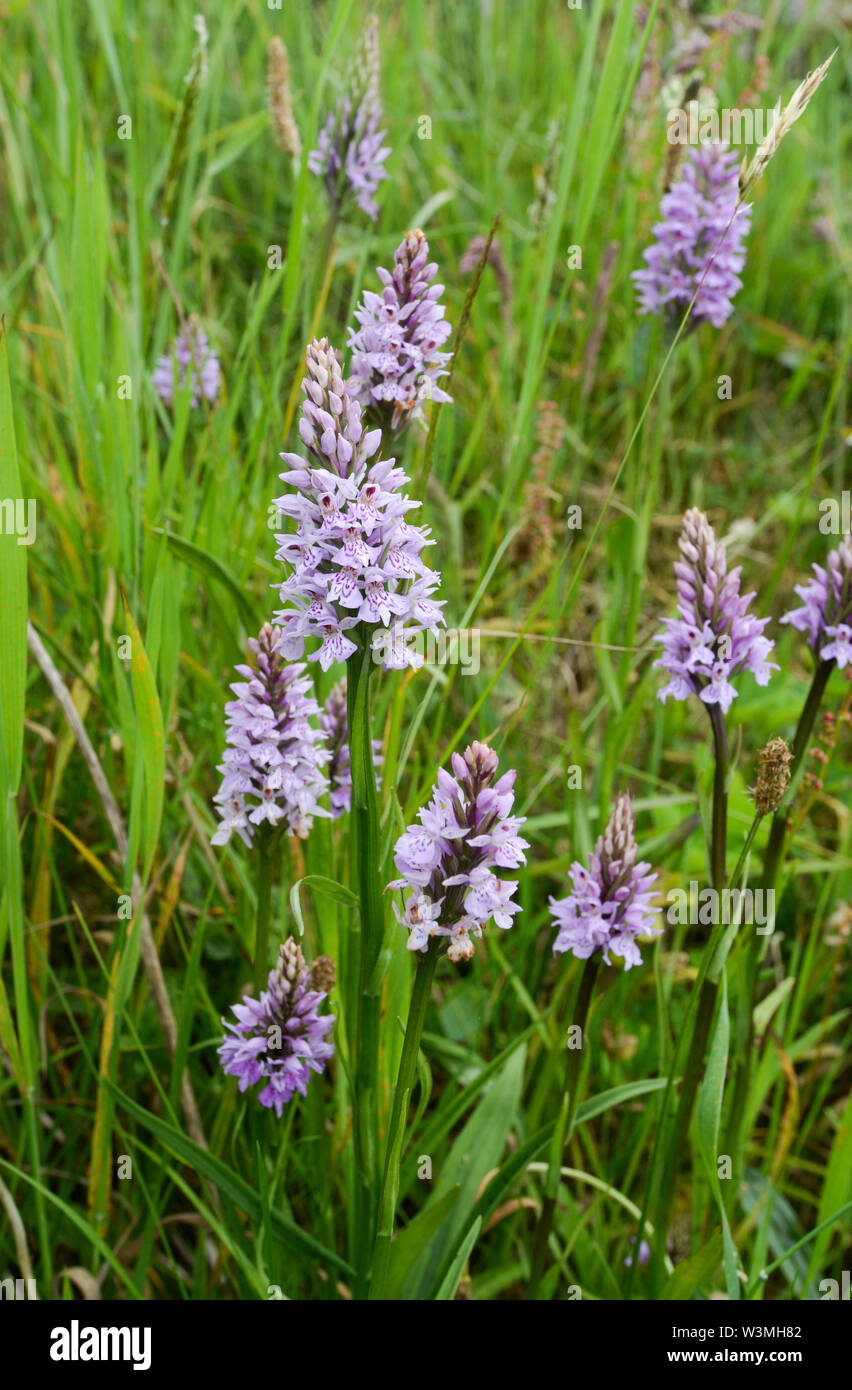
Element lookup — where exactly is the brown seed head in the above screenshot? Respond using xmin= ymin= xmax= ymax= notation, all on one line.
xmin=309 ymin=955 xmax=336 ymax=994
xmin=268 ymin=37 xmax=302 ymax=161
xmin=752 ymin=737 xmax=793 ymax=816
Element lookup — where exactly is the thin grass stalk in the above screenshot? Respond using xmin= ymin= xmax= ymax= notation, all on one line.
xmin=647 ymin=970 xmax=720 ymax=1294
xmin=416 ymin=212 xmax=499 ymax=499
xmin=281 ymin=211 xmax=339 ymax=444
xmin=762 ymin=660 xmax=834 ymax=892
xmin=527 ymin=954 xmax=600 ymax=1298
xmin=26 ymin=622 xmax=208 ymax=1153
xmin=728 ymin=661 xmax=835 ymax=1174
xmin=158 ymin=16 xmax=208 ymax=243
xmin=525 ymin=966 xmax=577 ymax=1134
xmin=615 ymin=346 xmax=669 ymax=720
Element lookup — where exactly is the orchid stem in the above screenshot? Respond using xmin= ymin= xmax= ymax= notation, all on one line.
xmin=649 ymin=705 xmax=728 ymax=1293
xmin=347 ymin=641 xmax=385 ymax=1297
xmin=253 ymin=827 xmax=276 ymax=993
xmin=369 ymin=942 xmax=439 ymax=1299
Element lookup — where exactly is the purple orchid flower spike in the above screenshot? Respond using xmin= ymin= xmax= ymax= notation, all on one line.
xmin=308 ymin=16 xmax=389 ymax=221
xmin=219 ymin=938 xmax=335 ymax=1116
xmin=632 ymin=144 xmax=752 ymax=331
xmin=211 ymin=623 xmax=329 ymax=848
xmin=781 ymin=534 xmax=852 ymax=669
xmin=550 ymin=793 xmax=662 ymax=971
xmin=654 ymin=507 xmax=778 ymax=715
xmin=347 ymin=228 xmax=453 ymax=434
xmin=271 ymin=337 xmax=444 ymax=673
xmin=153 ymin=316 xmax=221 ymax=407
xmin=388 ymin=741 xmax=528 ymax=964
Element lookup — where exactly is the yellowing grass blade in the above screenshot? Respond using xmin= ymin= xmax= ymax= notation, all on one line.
xmin=121 ymin=591 xmax=166 ymax=883
xmin=0 ymin=316 xmax=27 ymax=800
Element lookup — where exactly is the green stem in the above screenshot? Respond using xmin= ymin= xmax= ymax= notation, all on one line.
xmin=708 ymin=704 xmax=728 ymax=894
xmin=725 ymin=810 xmax=766 ymax=1169
xmin=626 ymin=912 xmax=717 ymax=1299
xmin=347 ymin=642 xmax=385 ymax=1296
xmin=253 ymin=827 xmax=276 ymax=993
xmin=726 ymin=958 xmax=759 ymax=1174
xmin=762 ymin=659 xmax=834 ymax=893
xmin=416 ymin=213 xmax=499 ymax=499
xmin=314 ymin=207 xmax=339 ymax=306
xmin=648 ymin=706 xmax=727 ymax=1293
xmin=728 ymin=659 xmax=834 ymax=1175
xmin=369 ymin=942 xmax=439 ymax=1299
xmin=648 ymin=971 xmax=719 ymax=1294
xmin=729 ymin=810 xmax=761 ymax=896
xmin=527 ymin=954 xmax=600 ymax=1299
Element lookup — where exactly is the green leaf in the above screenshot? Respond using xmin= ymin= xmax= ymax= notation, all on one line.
xmin=752 ymin=976 xmax=795 ymax=1037
xmin=289 ymin=874 xmax=358 ymax=938
xmin=404 ymin=1120 xmax=559 ymax=1304
xmin=746 ymin=1009 xmax=849 ymax=1136
xmin=434 ymin=1217 xmax=482 ymax=1301
xmin=739 ymin=1168 xmax=813 ymax=1296
xmin=165 ymin=1162 xmax=271 ymax=1299
xmin=749 ymin=1198 xmax=852 ymax=1296
xmin=696 ymin=976 xmax=728 ymax=1174
xmin=405 ymin=1021 xmax=542 ymax=1194
xmin=575 ymin=1076 xmax=669 ymax=1125
xmin=402 ymin=1045 xmax=526 ymax=1298
xmin=430 ymin=1081 xmax=671 ymax=1304
xmin=383 ymin=1185 xmax=462 ymax=1299
xmin=696 ymin=972 xmax=739 ymax=1299
xmin=0 ymin=318 xmax=32 ymax=1096
xmin=807 ymin=1085 xmax=852 ymax=1283
xmin=660 ymin=1233 xmax=723 ymax=1300
xmin=0 ymin=1157 xmax=140 ymax=1298
xmin=151 ymin=527 xmax=260 ymax=633
xmin=107 ymin=1081 xmax=353 ymax=1277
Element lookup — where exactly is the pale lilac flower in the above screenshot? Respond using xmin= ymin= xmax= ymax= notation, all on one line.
xmin=319 ymin=678 xmax=382 ymax=816
xmin=153 ymin=317 xmax=221 ymax=407
xmin=308 ymin=17 xmax=389 ymax=221
xmin=272 ymin=338 xmax=444 ymax=672
xmin=780 ymin=536 xmax=852 ymax=668
xmin=550 ymin=793 xmax=661 ymax=971
xmin=632 ymin=144 xmax=752 ymax=330
xmin=654 ymin=508 xmax=778 ymax=713
xmin=212 ymin=624 xmax=329 ymax=847
xmin=389 ymin=741 xmax=528 ymax=963
xmin=348 ymin=229 xmax=452 ymax=433
xmin=219 ymin=938 xmax=334 ymax=1116
xmin=823 ymin=624 xmax=852 ymax=666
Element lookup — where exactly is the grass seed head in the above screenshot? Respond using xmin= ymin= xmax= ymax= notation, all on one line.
xmin=268 ymin=37 xmax=302 ymax=161
xmin=738 ymin=50 xmax=836 ymax=199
